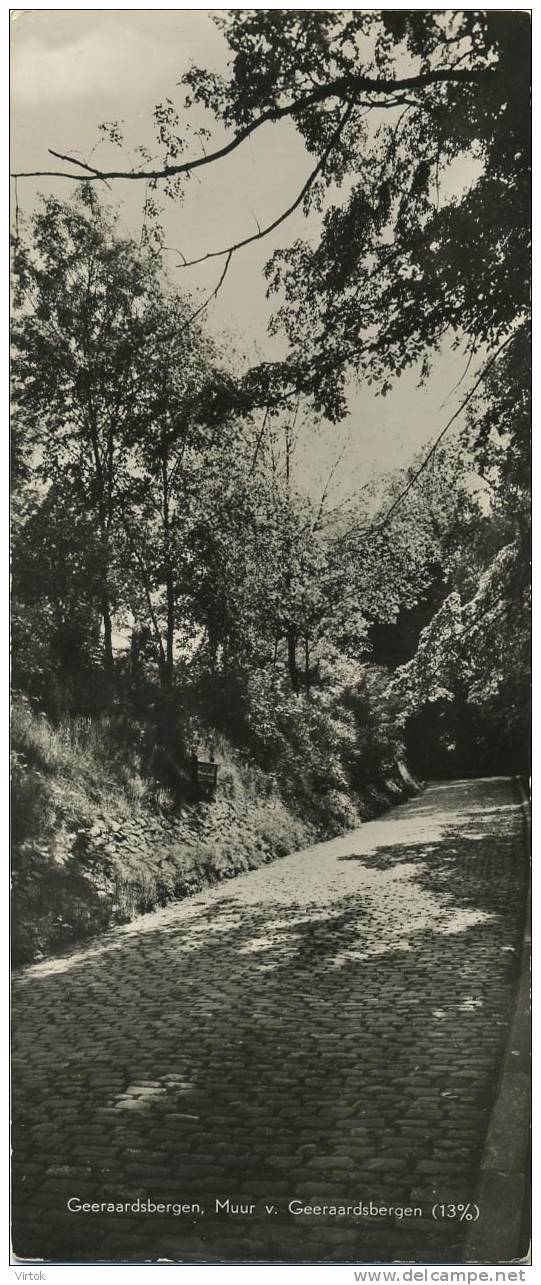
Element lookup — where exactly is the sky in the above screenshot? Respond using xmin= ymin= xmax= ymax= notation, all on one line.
xmin=10 ymin=9 xmax=482 ymax=504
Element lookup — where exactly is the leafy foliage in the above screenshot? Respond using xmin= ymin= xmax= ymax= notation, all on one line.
xmin=11 ymin=7 xmax=530 ymax=816
xmin=9 ymin=19 xmax=531 ymax=973
xmin=173 ymin=11 xmax=530 ymax=419
xmin=387 ymin=542 xmax=530 ymax=776
xmin=12 ymin=193 xmax=428 ymax=808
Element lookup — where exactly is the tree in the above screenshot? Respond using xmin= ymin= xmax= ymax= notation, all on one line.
xmin=382 ymin=423 xmax=530 ymax=775
xmin=386 ymin=538 xmax=530 ymax=777
xmin=11 ymin=191 xmax=221 ymax=684
xmin=213 ymin=12 xmax=529 ymax=408
xmin=258 ymin=9 xmax=530 ymax=416
xmin=11 ymin=15 xmax=530 ymax=782
xmin=11 ymin=480 xmax=105 ymax=710
xmin=462 ymin=323 xmax=530 ymax=537
xmin=16 ymin=12 xmax=530 ymax=421
xmin=115 ymin=292 xmax=219 ymax=687
xmin=12 ymin=192 xmax=159 ymax=671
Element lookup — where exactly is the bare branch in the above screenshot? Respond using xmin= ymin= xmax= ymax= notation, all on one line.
xmin=309 ymin=433 xmax=352 ymax=541
xmin=338 ymin=327 xmax=522 ymax=550
xmin=248 ymin=406 xmax=271 ymax=477
xmin=179 ymin=98 xmax=356 ymax=269
xmin=175 ymin=251 xmax=233 ymax=335
xmin=139 ymin=180 xmax=150 ymax=249
xmin=13 ymin=177 xmax=20 ymax=244
xmin=438 ymin=340 xmax=478 ymax=410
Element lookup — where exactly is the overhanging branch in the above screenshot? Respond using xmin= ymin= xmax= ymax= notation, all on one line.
xmin=11 ymin=65 xmax=495 ymax=184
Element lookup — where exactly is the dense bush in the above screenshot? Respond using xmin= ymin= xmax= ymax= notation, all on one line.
xmin=238 ymin=657 xmax=407 ymax=832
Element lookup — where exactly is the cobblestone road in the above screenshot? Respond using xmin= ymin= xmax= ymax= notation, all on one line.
xmin=12 ymin=777 xmax=529 ymax=1264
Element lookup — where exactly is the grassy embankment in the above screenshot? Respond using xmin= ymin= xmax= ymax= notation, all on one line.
xmin=12 ymin=695 xmax=418 ymax=965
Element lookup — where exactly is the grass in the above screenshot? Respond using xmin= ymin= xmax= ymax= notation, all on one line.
xmin=12 ymin=694 xmax=418 ymax=965
xmin=11 ymin=697 xmax=312 ymax=964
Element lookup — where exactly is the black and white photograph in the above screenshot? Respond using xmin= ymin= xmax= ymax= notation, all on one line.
xmin=10 ymin=7 xmax=531 ymax=1268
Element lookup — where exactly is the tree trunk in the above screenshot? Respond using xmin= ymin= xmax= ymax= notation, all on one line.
xmin=163 ymin=573 xmax=174 ymax=687
xmin=287 ymin=626 xmax=299 ymax=693
xmin=87 ymin=414 xmax=114 ymax=677
xmin=101 ymin=590 xmax=114 ymax=674
xmin=304 ymin=636 xmax=310 ymax=693
xmin=162 ymin=453 xmax=174 ymax=688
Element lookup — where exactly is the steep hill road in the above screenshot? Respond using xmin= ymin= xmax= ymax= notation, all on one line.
xmin=12 ymin=776 xmax=529 ymax=1264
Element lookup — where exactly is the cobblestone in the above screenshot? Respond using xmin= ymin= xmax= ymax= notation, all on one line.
xmin=12 ymin=777 xmax=528 ymax=1263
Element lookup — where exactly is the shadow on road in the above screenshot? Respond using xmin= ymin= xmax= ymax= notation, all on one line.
xmin=12 ymin=777 xmax=529 ymax=1264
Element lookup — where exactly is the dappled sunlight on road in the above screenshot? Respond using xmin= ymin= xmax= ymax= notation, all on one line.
xmin=22 ymin=778 xmax=520 ymax=982
xmin=12 ymin=777 xmax=529 ymax=1264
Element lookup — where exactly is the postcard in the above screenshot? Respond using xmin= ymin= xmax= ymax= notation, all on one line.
xmin=10 ymin=8 xmax=531 ymax=1269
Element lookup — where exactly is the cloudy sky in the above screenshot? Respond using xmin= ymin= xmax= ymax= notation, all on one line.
xmin=11 ymin=9 xmax=480 ymax=502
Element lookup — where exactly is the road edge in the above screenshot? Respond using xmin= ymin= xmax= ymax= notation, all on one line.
xmin=464 ymin=776 xmax=531 ymax=1264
